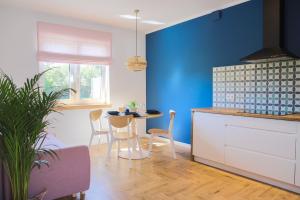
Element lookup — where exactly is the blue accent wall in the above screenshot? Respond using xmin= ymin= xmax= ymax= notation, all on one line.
xmin=146 ymin=0 xmax=300 ymax=144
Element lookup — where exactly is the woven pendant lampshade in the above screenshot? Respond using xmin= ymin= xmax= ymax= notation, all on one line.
xmin=126 ymin=9 xmax=147 ymax=71
xmin=127 ymin=56 xmax=147 ymax=71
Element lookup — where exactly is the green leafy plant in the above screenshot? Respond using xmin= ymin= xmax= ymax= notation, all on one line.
xmin=128 ymin=101 xmax=138 ymax=111
xmin=0 ymin=71 xmax=69 ymax=200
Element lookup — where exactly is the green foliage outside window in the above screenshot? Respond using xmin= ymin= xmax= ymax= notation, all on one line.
xmin=42 ymin=63 xmax=70 ymax=99
xmin=80 ymin=65 xmax=102 ymax=99
xmin=40 ymin=62 xmax=108 ymax=102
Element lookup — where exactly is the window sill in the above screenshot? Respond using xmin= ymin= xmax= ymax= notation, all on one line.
xmin=54 ymin=103 xmax=112 ymax=111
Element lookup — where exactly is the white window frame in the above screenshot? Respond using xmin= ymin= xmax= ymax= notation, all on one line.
xmin=39 ymin=62 xmax=110 ymax=105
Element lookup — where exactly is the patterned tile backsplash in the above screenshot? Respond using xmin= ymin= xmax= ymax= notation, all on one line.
xmin=213 ymin=60 xmax=300 ymax=115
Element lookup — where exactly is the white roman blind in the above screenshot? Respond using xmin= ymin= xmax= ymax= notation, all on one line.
xmin=37 ymin=22 xmax=112 ymax=65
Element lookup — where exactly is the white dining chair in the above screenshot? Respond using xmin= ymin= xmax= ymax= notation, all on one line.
xmin=147 ymin=110 xmax=176 ymax=159
xmin=106 ymin=115 xmax=142 ymax=167
xmin=89 ymin=109 xmax=109 ymax=147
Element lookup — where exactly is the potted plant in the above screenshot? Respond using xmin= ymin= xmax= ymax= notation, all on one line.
xmin=128 ymin=101 xmax=138 ymax=112
xmin=0 ymin=72 xmax=69 ymax=200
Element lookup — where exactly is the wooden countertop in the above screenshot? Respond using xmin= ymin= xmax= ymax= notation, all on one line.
xmin=192 ymin=107 xmax=300 ymax=122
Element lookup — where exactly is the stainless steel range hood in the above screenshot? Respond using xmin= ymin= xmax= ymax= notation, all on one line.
xmin=240 ymin=0 xmax=299 ymax=63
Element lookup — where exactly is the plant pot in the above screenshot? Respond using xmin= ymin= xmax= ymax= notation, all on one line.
xmin=130 ymin=108 xmax=137 ymax=112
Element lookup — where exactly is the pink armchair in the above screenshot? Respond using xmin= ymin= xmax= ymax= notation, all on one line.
xmin=1 ymin=134 xmax=91 ymax=200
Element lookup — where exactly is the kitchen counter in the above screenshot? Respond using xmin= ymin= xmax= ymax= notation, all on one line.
xmin=192 ymin=107 xmax=300 ymax=122
xmin=192 ymin=107 xmax=300 ymax=193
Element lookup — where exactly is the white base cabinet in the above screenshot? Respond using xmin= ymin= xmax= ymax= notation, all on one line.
xmin=225 ymin=124 xmax=296 ymax=160
xmin=193 ymin=112 xmax=225 ymax=163
xmin=225 ymin=147 xmax=295 ymax=184
xmin=192 ymin=111 xmax=300 ymax=193
xmin=296 ymin=124 xmax=300 ymax=187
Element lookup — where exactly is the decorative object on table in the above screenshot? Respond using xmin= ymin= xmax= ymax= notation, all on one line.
xmin=146 ymin=109 xmax=161 ymax=115
xmin=107 ymin=111 xmax=120 ymax=116
xmin=118 ymin=106 xmax=126 ymax=113
xmin=125 ymin=112 xmax=141 ymax=118
xmin=148 ymin=110 xmax=176 ymax=159
xmin=89 ymin=109 xmax=109 ymax=147
xmin=107 ymin=109 xmax=140 ymax=117
xmin=126 ymin=9 xmax=147 ymax=72
xmin=128 ymin=101 xmax=138 ymax=112
xmin=0 ymin=72 xmax=70 ymax=200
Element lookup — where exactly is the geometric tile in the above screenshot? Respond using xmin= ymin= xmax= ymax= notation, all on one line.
xmin=213 ymin=59 xmax=300 ymax=115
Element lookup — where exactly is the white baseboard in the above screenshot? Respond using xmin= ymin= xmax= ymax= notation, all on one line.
xmin=156 ymin=136 xmax=191 ymax=150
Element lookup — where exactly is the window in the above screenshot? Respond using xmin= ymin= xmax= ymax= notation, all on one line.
xmin=37 ymin=22 xmax=112 ymax=105
xmin=40 ymin=62 xmax=109 ymax=104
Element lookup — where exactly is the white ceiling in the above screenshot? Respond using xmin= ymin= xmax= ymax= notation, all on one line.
xmin=0 ymin=0 xmax=249 ymax=33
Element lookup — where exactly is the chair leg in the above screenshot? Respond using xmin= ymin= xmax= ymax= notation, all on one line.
xmin=117 ymin=140 xmax=120 ymax=157
xmin=170 ymin=136 xmax=177 ymax=159
xmin=148 ymin=134 xmax=153 ymax=156
xmin=80 ymin=191 xmax=86 ymax=200
xmin=88 ymin=134 xmax=94 ymax=147
xmin=98 ymin=134 xmax=102 ymax=145
xmin=136 ymin=137 xmax=143 ymax=157
xmin=106 ymin=133 xmax=110 ymax=144
xmin=106 ymin=140 xmax=113 ymax=162
xmin=127 ymin=139 xmax=132 ymax=168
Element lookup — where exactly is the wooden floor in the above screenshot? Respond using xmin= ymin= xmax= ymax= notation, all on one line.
xmin=59 ymin=139 xmax=300 ymax=200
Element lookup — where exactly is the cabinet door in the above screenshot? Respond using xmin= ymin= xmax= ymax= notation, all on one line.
xmin=193 ymin=112 xmax=225 ymax=163
xmin=226 ymin=116 xmax=297 ymax=134
xmin=296 ymin=123 xmax=300 ymax=186
xmin=225 ymin=125 xmax=296 ymax=160
xmin=225 ymin=147 xmax=295 ymax=184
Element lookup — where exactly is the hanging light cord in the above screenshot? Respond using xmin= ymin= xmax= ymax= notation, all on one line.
xmin=135 ymin=9 xmax=138 ymax=58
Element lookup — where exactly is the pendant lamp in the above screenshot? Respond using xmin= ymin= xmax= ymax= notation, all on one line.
xmin=126 ymin=9 xmax=147 ymax=71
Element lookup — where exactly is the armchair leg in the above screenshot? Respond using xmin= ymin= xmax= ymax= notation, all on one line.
xmin=80 ymin=191 xmax=86 ymax=200
xmin=72 ymin=193 xmax=77 ymax=199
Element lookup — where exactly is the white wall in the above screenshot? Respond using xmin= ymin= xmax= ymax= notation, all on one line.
xmin=0 ymin=5 xmax=146 ymax=146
